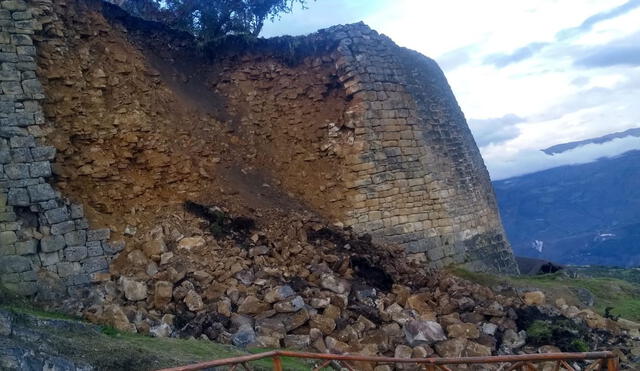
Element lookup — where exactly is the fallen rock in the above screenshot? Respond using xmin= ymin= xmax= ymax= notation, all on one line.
xmin=238 ymin=296 xmax=270 ymax=315
xmin=447 ymin=323 xmax=479 ymax=339
xmin=119 ymin=277 xmax=147 ymax=301
xmin=403 ymin=319 xmax=447 ymax=346
xmin=435 ymin=338 xmax=466 ymax=357
xmin=184 ymin=290 xmax=204 ymax=312
xmin=320 ymin=273 xmax=351 ymax=294
xmin=150 ymin=323 xmax=172 ymax=338
xmin=523 ymin=291 xmax=546 ymax=306
xmin=153 ymin=281 xmax=173 ymax=308
xmin=177 ymin=236 xmax=206 ymax=251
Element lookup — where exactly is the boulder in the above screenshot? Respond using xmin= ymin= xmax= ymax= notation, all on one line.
xmin=153 ymin=281 xmax=173 ymax=308
xmin=184 ymin=290 xmax=204 ymax=312
xmin=523 ymin=291 xmax=546 ymax=306
xmin=447 ymin=323 xmax=479 ymax=339
xmin=238 ymin=296 xmax=270 ymax=315
xmin=403 ymin=320 xmax=447 ymax=346
xmin=435 ymin=339 xmax=466 ymax=357
xmin=320 ymin=273 xmax=351 ymax=294
xmin=119 ymin=277 xmax=147 ymax=301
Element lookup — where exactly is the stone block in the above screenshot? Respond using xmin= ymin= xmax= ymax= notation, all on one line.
xmin=20 ymin=269 xmax=37 ymax=281
xmin=82 ymin=256 xmax=108 ymax=273
xmin=10 ymin=148 xmax=33 ymax=162
xmin=64 ymin=230 xmax=86 ymax=246
xmin=15 ymin=239 xmax=36 ymax=255
xmin=0 ymin=243 xmax=15 ymax=256
xmin=87 ymin=228 xmax=110 ymax=241
xmin=0 ymin=70 xmax=19 ymax=81
xmin=1 ymin=0 xmax=28 ymax=11
xmin=38 ymin=251 xmax=59 ymax=266
xmin=21 ymin=78 xmax=42 ymax=95
xmin=65 ymin=246 xmax=87 ymax=262
xmin=4 ymin=163 xmax=29 ymax=179
xmin=70 ymin=204 xmax=83 ymax=219
xmin=29 ymin=161 xmax=51 ymax=177
xmin=74 ymin=218 xmax=89 ymax=230
xmin=86 ymin=241 xmax=103 ymax=256
xmin=64 ymin=273 xmax=90 ymax=286
xmin=10 ymin=33 xmax=31 ymax=45
xmin=0 ymin=230 xmax=17 ymax=245
xmin=27 ymin=183 xmax=55 ymax=202
xmin=30 ymin=146 xmax=56 ymax=161
xmin=0 ymin=211 xmax=16 ymax=222
xmin=0 ymin=255 xmax=31 ymax=273
xmin=40 ymin=235 xmax=66 ymax=252
xmin=9 ymin=135 xmax=35 ymax=148
xmin=44 ymin=207 xmax=69 ymax=225
xmin=56 ymin=261 xmax=80 ymax=278
xmin=50 ymin=220 xmax=75 ymax=235
xmin=103 ymin=240 xmax=125 ymax=255
xmin=1 ymin=81 xmax=22 ymax=94
xmin=426 ymin=246 xmax=445 ymax=262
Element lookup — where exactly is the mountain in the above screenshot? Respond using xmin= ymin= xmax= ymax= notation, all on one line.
xmin=542 ymin=127 xmax=640 ymax=155
xmin=494 ymin=150 xmax=640 ymax=267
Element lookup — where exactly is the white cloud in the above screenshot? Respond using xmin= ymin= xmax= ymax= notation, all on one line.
xmin=262 ymin=1 xmax=640 ymax=180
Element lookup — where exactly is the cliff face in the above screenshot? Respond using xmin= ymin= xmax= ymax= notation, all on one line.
xmin=1 ymin=0 xmax=515 ymax=300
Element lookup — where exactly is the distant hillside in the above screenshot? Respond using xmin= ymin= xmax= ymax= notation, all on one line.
xmin=542 ymin=127 xmax=640 ymax=155
xmin=494 ymin=150 xmax=640 ymax=267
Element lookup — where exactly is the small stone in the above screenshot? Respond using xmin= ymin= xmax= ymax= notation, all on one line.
xmin=119 ymin=277 xmax=147 ymax=301
xmin=447 ymin=323 xmax=479 ymax=339
xmin=238 ymin=295 xmax=270 ymax=314
xmin=154 ymin=281 xmax=173 ymax=308
xmin=435 ymin=338 xmax=466 ymax=357
xmin=481 ymin=322 xmax=498 ymax=336
xmin=143 ymin=239 xmax=166 ymax=257
xmin=65 ymin=246 xmax=87 ymax=262
xmin=403 ymin=320 xmax=447 ymax=346
xmin=523 ymin=291 xmax=545 ymax=306
xmin=320 ymin=273 xmax=351 ymax=294
xmin=177 ymin=236 xmax=205 ymax=250
xmin=284 ymin=334 xmax=310 ymax=349
xmin=184 ymin=290 xmax=204 ymax=311
xmin=231 ymin=325 xmax=256 ymax=348
xmin=273 ymin=296 xmax=305 ymax=312
xmin=502 ymin=329 xmax=527 ymax=349
xmin=309 ymin=315 xmax=336 ymax=335
xmin=87 ymin=228 xmax=110 ymax=241
xmin=150 ymin=323 xmax=171 ymax=338
xmin=464 ymin=341 xmax=492 ymax=356
xmin=264 ymin=285 xmax=296 ymax=303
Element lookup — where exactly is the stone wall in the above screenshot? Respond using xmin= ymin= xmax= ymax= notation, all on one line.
xmin=211 ymin=26 xmax=519 ymax=274
xmin=1 ymin=0 xmax=517 ymax=302
xmin=0 ymin=0 xmax=123 ymax=297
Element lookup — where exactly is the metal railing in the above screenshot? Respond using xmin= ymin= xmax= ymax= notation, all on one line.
xmin=156 ymin=350 xmax=618 ymax=371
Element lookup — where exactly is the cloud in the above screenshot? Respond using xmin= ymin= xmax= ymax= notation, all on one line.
xmin=482 ymin=1 xmax=640 ymax=68
xmin=468 ymin=114 xmax=525 ymax=147
xmin=575 ymin=45 xmax=640 ymax=67
xmin=436 ymin=46 xmax=474 ymax=71
xmin=556 ymin=0 xmax=640 ymax=41
xmin=483 ymin=42 xmax=548 ymax=68
xmin=486 ymin=136 xmax=640 ymax=180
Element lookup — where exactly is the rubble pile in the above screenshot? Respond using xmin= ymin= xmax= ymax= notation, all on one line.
xmin=82 ymin=204 xmax=638 ymax=369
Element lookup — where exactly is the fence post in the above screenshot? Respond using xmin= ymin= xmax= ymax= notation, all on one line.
xmin=606 ymin=357 xmax=618 ymax=371
xmin=273 ymin=356 xmax=283 ymax=371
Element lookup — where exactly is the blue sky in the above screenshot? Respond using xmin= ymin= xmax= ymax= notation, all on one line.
xmin=262 ymin=0 xmax=640 ymax=179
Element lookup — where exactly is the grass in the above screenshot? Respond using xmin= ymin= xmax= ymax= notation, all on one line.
xmin=451 ymin=268 xmax=640 ymax=321
xmin=0 ymin=295 xmax=311 ymax=371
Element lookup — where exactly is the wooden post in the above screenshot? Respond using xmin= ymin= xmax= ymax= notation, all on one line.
xmin=606 ymin=357 xmax=618 ymax=371
xmin=273 ymin=356 xmax=283 ymax=371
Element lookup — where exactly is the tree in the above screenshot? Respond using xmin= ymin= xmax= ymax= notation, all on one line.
xmin=120 ymin=0 xmax=308 ymax=43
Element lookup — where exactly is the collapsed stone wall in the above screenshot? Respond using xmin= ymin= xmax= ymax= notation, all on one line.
xmin=210 ymin=28 xmax=518 ymax=274
xmin=0 ymin=0 xmax=123 ymax=297
xmin=1 ymin=0 xmax=517 ymax=300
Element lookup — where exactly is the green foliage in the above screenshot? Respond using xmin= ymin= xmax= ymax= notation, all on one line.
xmin=526 ymin=320 xmax=553 ymax=343
xmin=124 ymin=0 xmax=309 ymax=43
xmin=570 ymin=339 xmax=589 ymax=352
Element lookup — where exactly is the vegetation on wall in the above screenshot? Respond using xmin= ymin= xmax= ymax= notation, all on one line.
xmin=120 ymin=0 xmax=309 ymax=43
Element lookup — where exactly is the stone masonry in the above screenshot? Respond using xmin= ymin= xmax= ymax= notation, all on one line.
xmin=212 ymin=24 xmax=520 ymax=274
xmin=0 ymin=0 xmax=123 ymax=297
xmin=328 ymin=25 xmax=519 ymax=274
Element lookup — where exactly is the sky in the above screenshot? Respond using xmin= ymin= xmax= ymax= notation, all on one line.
xmin=261 ymin=0 xmax=640 ymax=180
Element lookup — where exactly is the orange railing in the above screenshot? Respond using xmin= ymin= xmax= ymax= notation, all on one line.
xmin=156 ymin=350 xmax=618 ymax=371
